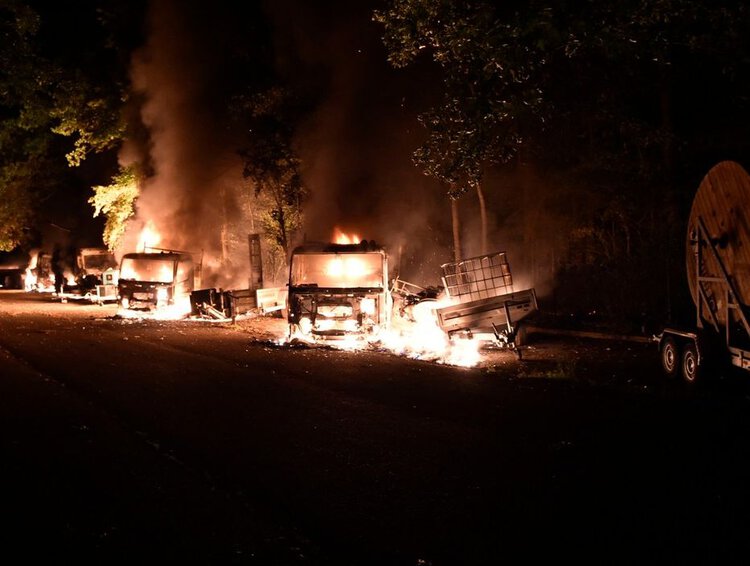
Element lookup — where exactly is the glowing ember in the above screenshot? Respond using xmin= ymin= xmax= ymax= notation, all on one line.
xmin=333 ymin=228 xmax=362 ymax=245
xmin=137 ymin=220 xmax=162 ymax=252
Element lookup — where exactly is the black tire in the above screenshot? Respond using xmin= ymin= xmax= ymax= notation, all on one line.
xmin=660 ymin=336 xmax=680 ymax=378
xmin=681 ymin=342 xmax=702 ymax=385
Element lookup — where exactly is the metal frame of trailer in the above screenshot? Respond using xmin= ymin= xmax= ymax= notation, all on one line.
xmin=659 ymin=215 xmax=750 ymax=382
xmin=435 ymin=251 xmax=538 ymax=356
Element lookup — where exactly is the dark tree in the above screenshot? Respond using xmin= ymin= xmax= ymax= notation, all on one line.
xmin=235 ymin=87 xmax=307 ymax=263
xmin=0 ymin=0 xmax=146 ymax=251
xmin=375 ymin=0 xmax=550 ymax=257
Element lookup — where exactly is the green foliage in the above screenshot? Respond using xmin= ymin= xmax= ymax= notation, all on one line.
xmin=89 ymin=166 xmax=140 ymax=251
xmin=0 ymin=1 xmax=138 ymax=251
xmin=0 ymin=2 xmax=53 ymax=250
xmin=50 ymin=79 xmax=127 ymax=166
xmin=0 ymin=163 xmax=34 ymax=251
xmin=375 ymin=0 xmax=548 ymax=196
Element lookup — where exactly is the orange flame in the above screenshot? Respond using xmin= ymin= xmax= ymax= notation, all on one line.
xmin=137 ymin=220 xmax=161 ymax=252
xmin=333 ymin=228 xmax=362 ymax=245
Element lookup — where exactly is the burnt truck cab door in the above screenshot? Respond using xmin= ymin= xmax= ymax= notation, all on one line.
xmin=174 ymin=259 xmax=194 ymax=296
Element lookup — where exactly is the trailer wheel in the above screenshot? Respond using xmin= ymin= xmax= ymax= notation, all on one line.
xmin=660 ymin=336 xmax=680 ymax=378
xmin=513 ymin=323 xmax=527 ymax=347
xmin=681 ymin=343 xmax=702 ymax=384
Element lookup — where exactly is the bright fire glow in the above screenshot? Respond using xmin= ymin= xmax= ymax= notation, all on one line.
xmin=24 ymin=268 xmax=37 ymax=291
xmin=333 ymin=228 xmax=362 ymax=245
xmin=379 ymin=297 xmax=481 ymax=368
xmin=117 ymin=295 xmax=192 ymax=321
xmin=325 ymin=257 xmax=368 ymax=281
xmin=281 ymin=295 xmax=481 ymax=368
xmin=137 ymin=220 xmax=162 ymax=252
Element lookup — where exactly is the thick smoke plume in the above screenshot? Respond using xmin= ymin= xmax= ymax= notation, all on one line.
xmin=265 ymin=0 xmax=567 ymax=291
xmin=119 ymin=0 xmax=566 ymax=294
xmin=120 ymin=0 xmax=247 ymax=288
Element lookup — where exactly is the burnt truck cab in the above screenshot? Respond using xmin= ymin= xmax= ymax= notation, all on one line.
xmin=118 ymin=251 xmax=194 ymax=310
xmin=75 ymin=247 xmax=118 ymax=291
xmin=288 ymin=241 xmax=390 ymax=339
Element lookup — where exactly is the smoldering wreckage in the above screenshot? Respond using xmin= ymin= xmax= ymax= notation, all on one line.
xmin=8 ymin=160 xmax=750 ymax=376
xmin=11 ymin=226 xmax=539 ymax=367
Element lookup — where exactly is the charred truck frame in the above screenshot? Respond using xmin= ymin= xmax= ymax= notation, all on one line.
xmin=287 ymin=240 xmax=390 ymax=339
xmin=118 ymin=249 xmax=196 ymax=310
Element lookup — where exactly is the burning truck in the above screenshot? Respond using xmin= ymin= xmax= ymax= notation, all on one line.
xmin=286 ymin=235 xmax=537 ymax=364
xmin=287 ymin=240 xmax=390 ymax=339
xmin=118 ymin=249 xmax=197 ymax=312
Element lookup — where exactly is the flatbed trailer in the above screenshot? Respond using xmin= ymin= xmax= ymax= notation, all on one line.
xmin=434 ymin=251 xmax=538 ymax=355
xmin=658 ymin=161 xmax=750 ymax=383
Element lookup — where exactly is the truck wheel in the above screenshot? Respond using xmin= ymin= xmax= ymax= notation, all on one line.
xmin=660 ymin=336 xmax=680 ymax=378
xmin=681 ymin=343 xmax=702 ymax=384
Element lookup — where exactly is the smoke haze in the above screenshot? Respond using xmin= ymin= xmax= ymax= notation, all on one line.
xmin=120 ymin=0 xmax=248 ymax=287
xmin=120 ymin=0 xmax=562 ymax=292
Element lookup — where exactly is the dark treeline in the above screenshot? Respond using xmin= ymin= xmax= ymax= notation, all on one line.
xmin=376 ymin=0 xmax=750 ymax=330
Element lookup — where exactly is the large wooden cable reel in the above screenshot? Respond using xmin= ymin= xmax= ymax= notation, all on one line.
xmin=686 ymin=161 xmax=750 ymax=328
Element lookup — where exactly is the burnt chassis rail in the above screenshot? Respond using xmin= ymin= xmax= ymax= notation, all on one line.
xmin=288 ymin=285 xmax=388 ymax=338
xmin=659 ymin=216 xmax=750 ymax=382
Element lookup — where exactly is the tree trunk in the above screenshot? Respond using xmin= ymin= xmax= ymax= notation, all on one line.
xmin=476 ymin=182 xmax=488 ymax=255
xmin=451 ymin=197 xmax=462 ymax=262
xmin=274 ymin=188 xmax=288 ymax=257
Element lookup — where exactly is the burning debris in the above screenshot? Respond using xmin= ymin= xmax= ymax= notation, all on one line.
xmin=280 ymin=231 xmax=537 ymax=368
xmin=189 ymin=288 xmax=257 ymax=321
xmin=434 ymin=252 xmax=538 ymax=356
xmin=24 ymin=250 xmax=55 ymax=292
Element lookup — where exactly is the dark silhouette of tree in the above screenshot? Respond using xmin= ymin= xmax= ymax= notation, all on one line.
xmin=0 ymin=0 xmax=145 ymax=251
xmin=234 ymin=87 xmax=308 ymax=265
xmin=375 ymin=0 xmax=549 ymax=257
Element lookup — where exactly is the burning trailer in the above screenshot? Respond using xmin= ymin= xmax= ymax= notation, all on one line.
xmin=392 ymin=251 xmax=538 ymax=357
xmin=287 ymin=240 xmax=390 ymax=339
xmin=118 ymin=249 xmax=197 ymax=313
xmin=436 ymin=252 xmax=538 ymax=352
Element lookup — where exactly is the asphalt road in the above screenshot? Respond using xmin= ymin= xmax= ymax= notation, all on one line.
xmin=1 ymin=290 xmax=750 ymax=563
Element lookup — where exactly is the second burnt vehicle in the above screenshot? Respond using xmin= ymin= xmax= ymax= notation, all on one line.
xmin=118 ymin=249 xmax=196 ymax=311
xmin=74 ymin=248 xmax=118 ymax=292
xmin=287 ymin=240 xmax=390 ymax=339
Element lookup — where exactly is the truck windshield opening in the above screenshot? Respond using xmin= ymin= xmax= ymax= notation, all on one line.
xmin=290 ymin=253 xmax=383 ymax=288
xmin=120 ymin=258 xmax=175 ymax=283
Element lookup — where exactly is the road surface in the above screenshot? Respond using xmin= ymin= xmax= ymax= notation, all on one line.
xmin=1 ymin=290 xmax=749 ymax=563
